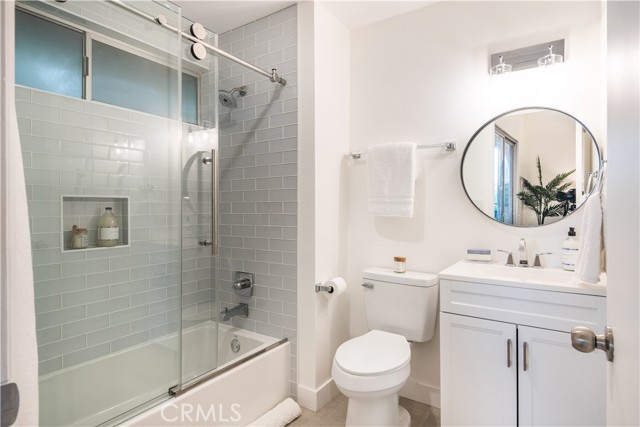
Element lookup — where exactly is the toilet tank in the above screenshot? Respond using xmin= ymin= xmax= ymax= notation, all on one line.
xmin=363 ymin=267 xmax=439 ymax=342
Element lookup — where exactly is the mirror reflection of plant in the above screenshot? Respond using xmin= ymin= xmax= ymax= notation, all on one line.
xmin=516 ymin=156 xmax=575 ymax=225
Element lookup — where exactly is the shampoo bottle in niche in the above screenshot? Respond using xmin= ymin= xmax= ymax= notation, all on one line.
xmin=97 ymin=207 xmax=119 ymax=247
xmin=561 ymin=227 xmax=579 ymax=271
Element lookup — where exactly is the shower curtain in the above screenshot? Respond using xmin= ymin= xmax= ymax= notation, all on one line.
xmin=1 ymin=1 xmax=39 ymax=425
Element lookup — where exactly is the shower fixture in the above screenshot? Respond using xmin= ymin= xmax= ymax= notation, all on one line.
xmin=218 ymin=86 xmax=247 ymax=109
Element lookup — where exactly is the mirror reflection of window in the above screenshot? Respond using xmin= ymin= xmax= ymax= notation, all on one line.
xmin=493 ymin=127 xmax=517 ymax=225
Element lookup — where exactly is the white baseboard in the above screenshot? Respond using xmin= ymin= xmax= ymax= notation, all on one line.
xmin=400 ymin=379 xmax=440 ymax=409
xmin=297 ymin=378 xmax=340 ymax=412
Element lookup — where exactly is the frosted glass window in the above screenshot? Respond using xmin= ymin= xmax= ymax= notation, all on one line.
xmin=92 ymin=41 xmax=178 ymax=119
xmin=15 ymin=10 xmax=84 ymax=98
xmin=93 ymin=41 xmax=198 ymax=123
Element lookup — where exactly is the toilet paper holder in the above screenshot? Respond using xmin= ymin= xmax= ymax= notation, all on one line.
xmin=315 ymin=283 xmax=334 ymax=294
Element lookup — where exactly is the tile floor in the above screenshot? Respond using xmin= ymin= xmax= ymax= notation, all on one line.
xmin=289 ymin=394 xmax=441 ymax=427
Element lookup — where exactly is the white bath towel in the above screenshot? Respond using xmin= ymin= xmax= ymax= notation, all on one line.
xmin=367 ymin=142 xmax=417 ymax=217
xmin=248 ymin=398 xmax=302 ymax=427
xmin=574 ymin=192 xmax=604 ymax=284
xmin=1 ymin=77 xmax=39 ymax=424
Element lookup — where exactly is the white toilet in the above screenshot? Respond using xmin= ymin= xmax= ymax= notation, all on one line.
xmin=332 ymin=267 xmax=439 ymax=427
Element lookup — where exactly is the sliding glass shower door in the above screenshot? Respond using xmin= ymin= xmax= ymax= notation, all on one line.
xmin=178 ymin=23 xmax=221 ymax=387
xmin=17 ymin=0 xmax=186 ymax=424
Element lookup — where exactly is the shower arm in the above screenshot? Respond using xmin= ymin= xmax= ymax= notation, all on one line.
xmin=109 ymin=0 xmax=287 ymax=86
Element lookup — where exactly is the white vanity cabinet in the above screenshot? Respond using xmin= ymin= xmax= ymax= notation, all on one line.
xmin=439 ymin=262 xmax=607 ymax=427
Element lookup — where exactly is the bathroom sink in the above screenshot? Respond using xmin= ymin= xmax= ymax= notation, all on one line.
xmin=439 ymin=261 xmax=606 ymax=296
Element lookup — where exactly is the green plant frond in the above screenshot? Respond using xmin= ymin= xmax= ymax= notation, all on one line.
xmin=546 ymin=169 xmax=576 ymax=192
xmin=518 ymin=157 xmax=575 ymax=225
xmin=536 ymin=156 xmax=543 ymax=186
xmin=555 ymin=182 xmax=572 ymax=194
xmin=520 ymin=177 xmax=536 ymax=193
xmin=519 ymin=197 xmax=541 ymax=213
xmin=544 ymin=203 xmax=566 ymax=218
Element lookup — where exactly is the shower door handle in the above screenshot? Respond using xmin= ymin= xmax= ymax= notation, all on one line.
xmin=202 ymin=149 xmax=219 ymax=256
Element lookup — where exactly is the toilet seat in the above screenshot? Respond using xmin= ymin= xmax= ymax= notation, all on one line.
xmin=335 ymin=330 xmax=411 ymax=376
xmin=332 ymin=330 xmax=411 ymax=394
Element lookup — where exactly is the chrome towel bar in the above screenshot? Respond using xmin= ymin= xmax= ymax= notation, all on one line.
xmin=348 ymin=141 xmax=456 ymax=160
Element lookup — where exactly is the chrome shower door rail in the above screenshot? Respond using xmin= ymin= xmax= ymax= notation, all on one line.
xmin=109 ymin=0 xmax=287 ymax=85
xmin=168 ymin=338 xmax=288 ymax=397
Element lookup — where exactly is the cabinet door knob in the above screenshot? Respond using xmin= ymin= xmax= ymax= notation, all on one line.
xmin=507 ymin=339 xmax=513 ymax=368
xmin=571 ymin=326 xmax=614 ymax=362
xmin=523 ymin=342 xmax=529 ymax=371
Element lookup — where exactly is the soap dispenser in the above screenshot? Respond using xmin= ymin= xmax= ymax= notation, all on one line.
xmin=561 ymin=227 xmax=579 ymax=271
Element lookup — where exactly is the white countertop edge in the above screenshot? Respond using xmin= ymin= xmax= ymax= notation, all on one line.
xmin=438 ymin=261 xmax=607 ymax=297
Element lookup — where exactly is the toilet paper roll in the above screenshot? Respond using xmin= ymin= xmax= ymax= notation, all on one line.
xmin=322 ymin=277 xmax=347 ymax=298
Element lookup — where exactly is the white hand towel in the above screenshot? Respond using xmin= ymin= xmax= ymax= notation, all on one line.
xmin=367 ymin=142 xmax=417 ymax=217
xmin=248 ymin=398 xmax=302 ymax=427
xmin=574 ymin=192 xmax=603 ymax=284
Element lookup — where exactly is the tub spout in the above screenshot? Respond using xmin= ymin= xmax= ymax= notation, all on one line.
xmin=219 ymin=303 xmax=248 ymax=322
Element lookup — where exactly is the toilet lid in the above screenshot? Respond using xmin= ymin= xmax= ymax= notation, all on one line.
xmin=335 ymin=330 xmax=410 ymax=376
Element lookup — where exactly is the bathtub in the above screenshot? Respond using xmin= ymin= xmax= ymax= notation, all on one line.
xmin=39 ymin=322 xmax=289 ymax=426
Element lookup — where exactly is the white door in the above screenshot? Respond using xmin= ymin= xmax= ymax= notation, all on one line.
xmin=605 ymin=2 xmax=640 ymax=425
xmin=518 ymin=326 xmax=605 ymax=427
xmin=440 ymin=313 xmax=517 ymax=426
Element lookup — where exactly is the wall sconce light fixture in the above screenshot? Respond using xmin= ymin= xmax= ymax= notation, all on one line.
xmin=489 ymin=39 xmax=565 ymax=75
xmin=538 ymin=44 xmax=564 ymax=67
xmin=489 ymin=56 xmax=513 ymax=75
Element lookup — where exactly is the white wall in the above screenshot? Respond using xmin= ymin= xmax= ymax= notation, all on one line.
xmin=348 ymin=1 xmax=603 ymax=406
xmin=297 ymin=2 xmax=351 ymax=411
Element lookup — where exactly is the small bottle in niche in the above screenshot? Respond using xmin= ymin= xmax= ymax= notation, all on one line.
xmin=70 ymin=225 xmax=89 ymax=249
xmin=393 ymin=256 xmax=407 ymax=273
xmin=97 ymin=207 xmax=119 ymax=247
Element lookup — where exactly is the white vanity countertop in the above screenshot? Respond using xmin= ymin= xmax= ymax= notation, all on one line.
xmin=439 ymin=261 xmax=607 ymax=297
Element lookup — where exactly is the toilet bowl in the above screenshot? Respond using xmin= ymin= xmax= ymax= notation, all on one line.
xmin=332 ymin=268 xmax=439 ymax=427
xmin=332 ymin=330 xmax=411 ymax=427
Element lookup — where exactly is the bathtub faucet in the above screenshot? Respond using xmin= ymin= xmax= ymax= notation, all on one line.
xmin=219 ymin=303 xmax=249 ymax=322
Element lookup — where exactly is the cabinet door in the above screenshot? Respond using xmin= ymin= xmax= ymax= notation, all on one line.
xmin=518 ymin=326 xmax=605 ymax=426
xmin=440 ymin=313 xmax=517 ymax=426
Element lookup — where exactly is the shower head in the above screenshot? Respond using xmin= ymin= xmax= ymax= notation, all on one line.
xmin=218 ymin=86 xmax=247 ymax=109
xmin=218 ymin=91 xmax=237 ymax=108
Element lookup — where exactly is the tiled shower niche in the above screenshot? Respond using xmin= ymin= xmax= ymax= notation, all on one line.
xmin=61 ymin=195 xmax=130 ymax=252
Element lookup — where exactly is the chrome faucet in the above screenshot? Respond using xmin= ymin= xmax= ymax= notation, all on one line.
xmin=518 ymin=238 xmax=529 ymax=267
xmin=533 ymin=252 xmax=553 ymax=268
xmin=497 ymin=249 xmax=516 ymax=267
xmin=218 ymin=303 xmax=248 ymax=322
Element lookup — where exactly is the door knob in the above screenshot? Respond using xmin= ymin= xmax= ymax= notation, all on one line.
xmin=571 ymin=326 xmax=614 ymax=362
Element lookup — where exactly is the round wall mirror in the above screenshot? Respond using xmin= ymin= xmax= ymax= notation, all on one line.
xmin=461 ymin=107 xmax=602 ymax=227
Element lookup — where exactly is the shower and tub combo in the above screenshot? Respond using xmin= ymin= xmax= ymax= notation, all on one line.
xmin=14 ymin=0 xmax=296 ymax=425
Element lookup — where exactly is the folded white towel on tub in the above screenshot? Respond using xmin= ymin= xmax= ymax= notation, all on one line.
xmin=248 ymin=398 xmax=302 ymax=427
xmin=367 ymin=141 xmax=417 ymax=217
